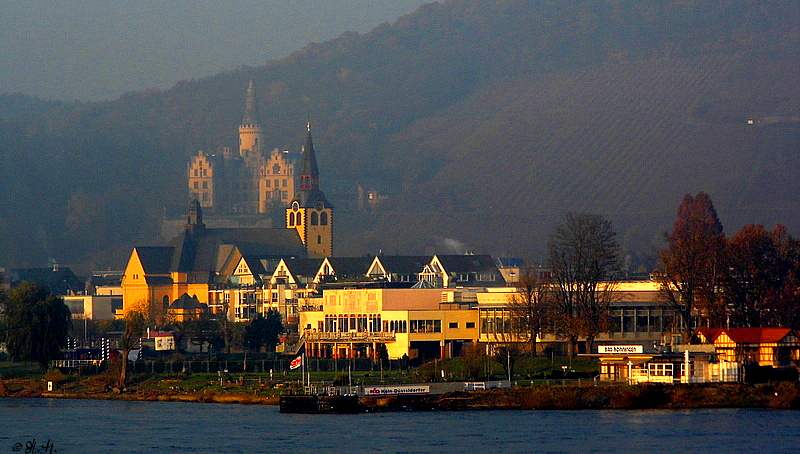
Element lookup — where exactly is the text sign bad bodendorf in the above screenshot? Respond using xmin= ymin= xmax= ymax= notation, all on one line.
xmin=598 ymin=345 xmax=643 ymax=354
xmin=363 ymin=385 xmax=430 ymax=395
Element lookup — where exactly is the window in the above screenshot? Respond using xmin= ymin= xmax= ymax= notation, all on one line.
xmin=203 ymin=169 xmax=207 ymax=177
xmin=449 ymin=322 xmax=458 ymax=329
xmin=458 ymin=273 xmax=469 ymax=281
xmin=194 ymin=169 xmax=198 ymax=176
xmin=320 ymin=212 xmax=328 ymax=225
xmin=202 ymin=193 xmax=208 ymax=201
xmin=410 ymin=320 xmax=442 ymax=333
xmin=282 ymin=179 xmax=287 ymax=187
xmin=162 ymin=295 xmax=169 ymax=309
xmin=311 ymin=212 xmax=319 ymax=225
xmin=317 ymin=235 xmax=321 ymax=244
xmin=288 ymin=212 xmax=295 ymax=226
xmin=202 ymin=181 xmax=208 ymax=189
xmin=193 ymin=182 xmax=199 ymax=189
xmin=266 ymin=180 xmax=271 ymax=187
xmin=466 ymin=322 xmax=475 ymax=329
xmin=296 ymin=215 xmax=301 ymax=226
xmin=273 ymin=164 xmax=281 ymax=174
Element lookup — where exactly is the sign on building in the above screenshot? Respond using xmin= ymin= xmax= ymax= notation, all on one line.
xmin=363 ymin=385 xmax=430 ymax=395
xmin=598 ymin=345 xmax=643 ymax=354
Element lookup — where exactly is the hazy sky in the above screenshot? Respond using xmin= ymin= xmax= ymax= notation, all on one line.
xmin=0 ymin=1 xmax=430 ymax=101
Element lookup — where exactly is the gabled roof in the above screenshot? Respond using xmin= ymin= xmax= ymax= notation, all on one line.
xmin=134 ymin=247 xmax=174 ymax=274
xmin=169 ymin=293 xmax=208 ymax=310
xmin=372 ymin=256 xmax=431 ymax=275
xmin=435 ymin=254 xmax=500 ymax=274
xmin=10 ymin=267 xmax=82 ymax=295
xmin=239 ymin=256 xmax=267 ymax=276
xmin=163 ymin=227 xmax=305 ymax=275
xmin=323 ymin=257 xmax=373 ymax=278
xmin=282 ymin=258 xmax=325 ymax=279
xmin=695 ymin=328 xmax=724 ymax=343
xmin=719 ymin=328 xmax=796 ymax=344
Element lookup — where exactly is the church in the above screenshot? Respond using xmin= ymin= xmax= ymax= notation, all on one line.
xmin=122 ymin=82 xmax=333 ymax=315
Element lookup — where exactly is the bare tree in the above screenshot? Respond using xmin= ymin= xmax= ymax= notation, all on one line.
xmin=548 ymin=213 xmax=621 ymax=356
xmin=118 ymin=309 xmax=146 ymax=388
xmin=507 ymin=268 xmax=553 ymax=357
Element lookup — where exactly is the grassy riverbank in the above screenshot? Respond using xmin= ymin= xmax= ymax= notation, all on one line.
xmin=3 ymin=361 xmax=800 ymax=410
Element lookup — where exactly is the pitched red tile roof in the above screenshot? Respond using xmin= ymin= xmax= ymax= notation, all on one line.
xmin=695 ymin=328 xmax=724 ymax=342
xmin=720 ymin=327 xmax=795 ymax=344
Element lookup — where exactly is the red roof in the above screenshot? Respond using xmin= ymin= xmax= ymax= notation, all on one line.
xmin=147 ymin=331 xmax=173 ymax=338
xmin=719 ymin=327 xmax=795 ymax=344
xmin=695 ymin=328 xmax=723 ymax=342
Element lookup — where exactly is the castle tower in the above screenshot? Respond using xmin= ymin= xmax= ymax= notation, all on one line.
xmin=286 ymin=122 xmax=333 ymax=258
xmin=238 ymin=79 xmax=264 ymax=156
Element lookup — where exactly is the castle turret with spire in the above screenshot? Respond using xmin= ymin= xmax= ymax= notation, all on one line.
xmin=238 ymin=79 xmax=264 ymax=156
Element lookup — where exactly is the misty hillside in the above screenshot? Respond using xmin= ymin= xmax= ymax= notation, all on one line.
xmin=1 ymin=0 xmax=799 ymax=271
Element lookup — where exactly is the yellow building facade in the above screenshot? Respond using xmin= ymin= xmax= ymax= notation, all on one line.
xmin=300 ymin=288 xmax=480 ymax=360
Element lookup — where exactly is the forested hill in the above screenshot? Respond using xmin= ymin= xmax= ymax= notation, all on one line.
xmin=1 ymin=0 xmax=799 ymax=270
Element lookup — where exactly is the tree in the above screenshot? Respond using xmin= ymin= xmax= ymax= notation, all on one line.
xmin=548 ymin=213 xmax=621 ymax=356
xmin=244 ymin=309 xmax=283 ymax=353
xmin=118 ymin=309 xmax=146 ymax=388
xmin=655 ymin=193 xmax=725 ymax=341
xmin=507 ymin=268 xmax=553 ymax=357
xmin=1 ymin=282 xmax=71 ymax=372
xmin=722 ymin=224 xmax=800 ymax=327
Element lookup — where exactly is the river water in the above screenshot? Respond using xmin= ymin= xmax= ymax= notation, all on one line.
xmin=1 ymin=398 xmax=798 ymax=453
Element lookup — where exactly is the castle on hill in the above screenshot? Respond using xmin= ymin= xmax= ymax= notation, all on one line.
xmin=188 ymin=80 xmax=299 ymax=215
xmin=123 ymin=82 xmax=334 ymax=313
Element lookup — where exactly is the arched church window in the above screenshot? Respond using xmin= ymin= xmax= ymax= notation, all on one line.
xmin=311 ymin=212 xmax=319 ymax=225
xmin=288 ymin=212 xmax=295 ymax=226
xmin=296 ymin=215 xmax=301 ymax=226
xmin=320 ymin=212 xmax=328 ymax=225
xmin=162 ymin=295 xmax=169 ymax=308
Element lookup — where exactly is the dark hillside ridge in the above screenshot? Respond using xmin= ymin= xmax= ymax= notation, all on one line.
xmin=0 ymin=0 xmax=798 ymax=268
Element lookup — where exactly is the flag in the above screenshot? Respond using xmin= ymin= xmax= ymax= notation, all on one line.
xmin=290 ymin=354 xmax=303 ymax=370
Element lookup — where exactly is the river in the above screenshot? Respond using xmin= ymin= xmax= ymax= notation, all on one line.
xmin=1 ymin=398 xmax=798 ymax=453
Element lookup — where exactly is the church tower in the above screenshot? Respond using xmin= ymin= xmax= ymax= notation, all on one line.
xmin=286 ymin=123 xmax=333 ymax=258
xmin=238 ymin=79 xmax=264 ymax=156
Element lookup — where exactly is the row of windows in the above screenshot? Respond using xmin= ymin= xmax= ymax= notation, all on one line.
xmin=262 ymin=164 xmax=293 ymax=176
xmin=323 ymin=314 xmax=382 ymax=333
xmin=192 ymin=168 xmax=208 ymax=177
xmin=193 ymin=181 xmax=209 ymax=189
xmin=190 ymin=192 xmax=209 ymax=201
xmin=448 ymin=322 xmax=476 ymax=329
xmin=287 ymin=211 xmax=329 ymax=226
xmin=266 ymin=191 xmax=288 ymax=201
xmin=265 ymin=179 xmax=287 ymax=188
xmin=383 ymin=320 xmax=407 ymax=333
xmin=410 ymin=320 xmax=441 ymax=333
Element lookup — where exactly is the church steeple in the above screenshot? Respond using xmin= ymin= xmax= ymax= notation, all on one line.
xmin=186 ymin=199 xmax=205 ymax=233
xmin=299 ymin=122 xmax=320 ymax=191
xmin=286 ymin=122 xmax=333 ymax=258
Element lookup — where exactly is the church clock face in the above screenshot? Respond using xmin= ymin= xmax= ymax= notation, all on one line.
xmin=315 ymin=201 xmax=324 ymax=211
xmin=291 ymin=201 xmax=299 ymax=212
